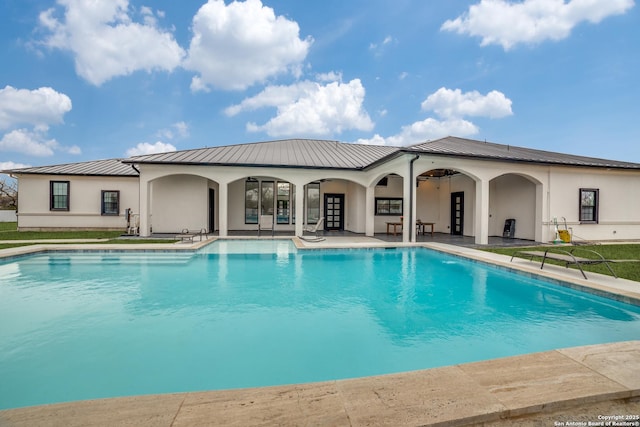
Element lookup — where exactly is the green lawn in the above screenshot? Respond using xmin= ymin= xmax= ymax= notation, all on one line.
xmin=485 ymin=245 xmax=640 ymax=282
xmin=0 ymin=222 xmax=18 ymax=232
xmin=0 ymin=222 xmax=177 ymax=247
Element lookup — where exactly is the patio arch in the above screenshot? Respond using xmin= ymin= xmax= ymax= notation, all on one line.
xmin=144 ymin=173 xmax=219 ymax=234
xmin=293 ymin=175 xmax=369 ymax=235
xmin=412 ymin=158 xmax=548 ymax=244
xmin=488 ymin=173 xmax=541 ymax=241
xmin=414 ymin=165 xmax=479 ymax=241
xmin=226 ymin=175 xmax=298 ymax=234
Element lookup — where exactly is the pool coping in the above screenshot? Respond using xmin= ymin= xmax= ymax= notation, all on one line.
xmin=1 ymin=237 xmax=639 ymax=425
xmin=1 ymin=341 xmax=639 ymax=426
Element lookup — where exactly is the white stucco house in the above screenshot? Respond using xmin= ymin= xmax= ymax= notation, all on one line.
xmin=4 ymin=136 xmax=640 ymax=245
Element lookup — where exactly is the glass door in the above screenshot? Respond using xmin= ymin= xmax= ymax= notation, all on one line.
xmin=324 ymin=193 xmax=344 ymax=230
xmin=450 ymin=192 xmax=464 ymax=235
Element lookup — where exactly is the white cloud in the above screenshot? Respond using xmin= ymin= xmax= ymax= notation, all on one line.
xmin=224 ymin=81 xmax=317 ymax=117
xmin=369 ymin=35 xmax=395 ymax=57
xmin=421 ymin=87 xmax=513 ymax=119
xmin=354 ymin=134 xmax=388 ymax=146
xmin=38 ymin=0 xmax=185 ymax=85
xmin=173 ymin=121 xmax=189 ymax=138
xmin=441 ymin=0 xmax=634 ymax=50
xmin=0 ymin=128 xmax=60 ymax=156
xmin=0 ymin=86 xmax=72 ymax=130
xmin=355 ymin=119 xmax=479 ymax=146
xmin=66 ymin=145 xmax=82 ymax=155
xmin=0 ymin=86 xmax=77 ymax=157
xmin=228 ymin=78 xmax=374 ymax=137
xmin=184 ymin=0 xmax=312 ymax=91
xmin=316 ymin=71 xmax=342 ymax=83
xmin=157 ymin=121 xmax=190 ymax=140
xmin=355 ymin=87 xmax=512 ymax=146
xmin=126 ymin=141 xmax=176 ymax=157
xmin=0 ymin=161 xmax=32 ymax=171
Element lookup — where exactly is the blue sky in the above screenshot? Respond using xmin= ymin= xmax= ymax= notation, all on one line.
xmin=1 ymin=0 xmax=639 ymax=171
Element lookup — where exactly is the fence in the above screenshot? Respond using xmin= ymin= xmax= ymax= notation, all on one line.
xmin=0 ymin=210 xmax=17 ymax=222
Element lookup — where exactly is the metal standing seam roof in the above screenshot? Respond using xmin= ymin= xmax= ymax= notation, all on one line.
xmin=3 ymin=137 xmax=640 ymax=177
xmin=1 ymin=159 xmax=138 ymax=176
xmin=121 ymin=139 xmax=401 ymax=170
xmin=406 ymin=136 xmax=640 ymax=169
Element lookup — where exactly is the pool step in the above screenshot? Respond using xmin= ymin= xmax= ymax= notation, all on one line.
xmin=21 ymin=253 xmax=196 ymax=265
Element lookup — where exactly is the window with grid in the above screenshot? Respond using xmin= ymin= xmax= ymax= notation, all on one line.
xmin=245 ymin=180 xmax=259 ymax=224
xmin=579 ymin=188 xmax=599 ymax=223
xmin=375 ymin=197 xmax=403 ymax=215
xmin=306 ymin=182 xmax=320 ymax=224
xmin=50 ymin=181 xmax=70 ymax=211
xmin=277 ymin=182 xmax=290 ymax=224
xmin=101 ymin=190 xmax=120 ymax=215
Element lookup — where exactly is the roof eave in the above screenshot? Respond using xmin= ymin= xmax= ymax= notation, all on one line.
xmin=401 ymin=150 xmax=640 ymax=170
xmin=6 ymin=171 xmax=138 ymax=177
xmin=122 ymin=160 xmax=368 ymax=171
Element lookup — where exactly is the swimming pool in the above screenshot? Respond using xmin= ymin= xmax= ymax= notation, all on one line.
xmin=1 ymin=241 xmax=639 ymax=409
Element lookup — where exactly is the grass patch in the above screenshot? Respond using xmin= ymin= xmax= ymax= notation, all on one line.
xmin=0 ymin=239 xmax=179 ymax=250
xmin=485 ymin=244 xmax=640 ymax=282
xmin=0 ymin=226 xmax=123 ymax=240
xmin=1 ymin=230 xmax=124 ymax=240
xmin=0 ymin=222 xmax=179 ymax=247
xmin=0 ymin=222 xmax=17 ymax=232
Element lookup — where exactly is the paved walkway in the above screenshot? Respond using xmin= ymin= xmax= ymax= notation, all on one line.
xmin=1 ymin=237 xmax=639 ymax=426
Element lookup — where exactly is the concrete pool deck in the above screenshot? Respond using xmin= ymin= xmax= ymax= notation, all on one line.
xmin=1 ymin=237 xmax=639 ymax=426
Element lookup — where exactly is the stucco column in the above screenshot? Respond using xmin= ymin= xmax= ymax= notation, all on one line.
xmin=139 ymin=178 xmax=151 ymax=237
xmin=295 ymin=183 xmax=304 ymax=237
xmin=402 ymin=171 xmax=411 ymax=243
xmin=475 ymin=178 xmax=489 ymax=245
xmin=218 ymin=181 xmax=228 ymax=237
xmin=410 ymin=175 xmax=417 ymax=243
xmin=535 ymin=183 xmax=545 ymax=243
xmin=365 ymin=185 xmax=375 ymax=237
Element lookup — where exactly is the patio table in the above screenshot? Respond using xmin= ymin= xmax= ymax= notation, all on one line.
xmin=416 ymin=221 xmax=434 ymax=236
xmin=386 ymin=222 xmax=402 ymax=236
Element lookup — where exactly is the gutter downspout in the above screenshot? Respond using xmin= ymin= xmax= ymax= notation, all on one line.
xmin=130 ymin=163 xmax=142 ymax=235
xmin=409 ymin=154 xmax=420 ymax=242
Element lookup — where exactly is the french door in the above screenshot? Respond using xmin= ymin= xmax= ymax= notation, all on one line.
xmin=208 ymin=188 xmax=215 ymax=232
xmin=324 ymin=194 xmax=344 ymax=231
xmin=450 ymin=192 xmax=464 ymax=235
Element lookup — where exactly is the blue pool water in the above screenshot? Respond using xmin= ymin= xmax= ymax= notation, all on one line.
xmin=1 ymin=241 xmax=639 ymax=409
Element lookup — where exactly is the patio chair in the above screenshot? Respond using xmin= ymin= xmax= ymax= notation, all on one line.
xmin=300 ymin=217 xmax=325 ymax=241
xmin=258 ymin=214 xmax=274 ymax=236
xmin=510 ymin=247 xmax=617 ymax=280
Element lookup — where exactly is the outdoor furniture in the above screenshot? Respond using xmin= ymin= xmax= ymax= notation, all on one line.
xmin=416 ymin=221 xmax=434 ymax=236
xmin=177 ymin=228 xmax=208 ymax=243
xmin=300 ymin=217 xmax=325 ymax=241
xmin=386 ymin=222 xmax=402 ymax=236
xmin=258 ymin=215 xmax=274 ymax=236
xmin=510 ymin=248 xmax=617 ymax=280
xmin=177 ymin=229 xmax=194 ymax=243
